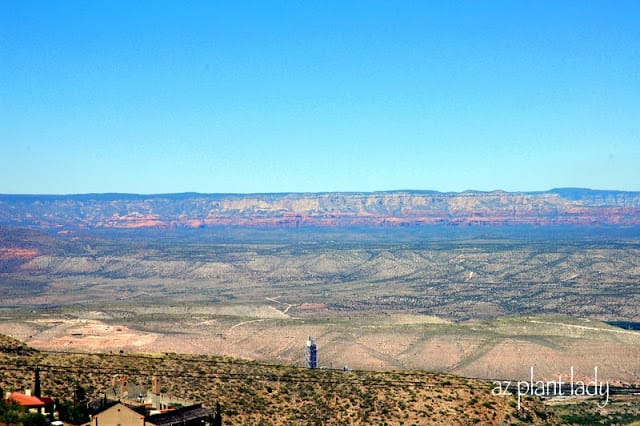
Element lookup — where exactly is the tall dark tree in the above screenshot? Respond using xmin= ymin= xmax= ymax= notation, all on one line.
xmin=33 ymin=367 xmax=41 ymax=398
xmin=73 ymin=384 xmax=86 ymax=404
xmin=213 ymin=401 xmax=222 ymax=426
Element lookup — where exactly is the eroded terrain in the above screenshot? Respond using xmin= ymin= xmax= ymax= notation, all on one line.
xmin=1 ymin=308 xmax=639 ymax=385
xmin=1 ymin=226 xmax=639 ymax=384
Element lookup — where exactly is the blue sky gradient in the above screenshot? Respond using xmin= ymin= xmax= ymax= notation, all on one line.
xmin=1 ymin=1 xmax=639 ymax=194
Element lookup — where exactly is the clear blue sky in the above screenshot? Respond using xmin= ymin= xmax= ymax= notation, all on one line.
xmin=1 ymin=1 xmax=639 ymax=194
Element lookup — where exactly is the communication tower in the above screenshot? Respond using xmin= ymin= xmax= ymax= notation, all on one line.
xmin=305 ymin=336 xmax=317 ymax=369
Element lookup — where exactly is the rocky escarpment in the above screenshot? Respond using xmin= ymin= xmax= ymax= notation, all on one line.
xmin=0 ymin=188 xmax=639 ymax=229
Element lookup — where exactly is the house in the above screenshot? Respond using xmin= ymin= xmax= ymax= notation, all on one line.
xmin=5 ymin=392 xmax=55 ymax=415
xmin=90 ymin=402 xmax=221 ymax=426
xmin=91 ymin=402 xmax=145 ymax=426
xmin=3 ymin=367 xmax=55 ymax=415
xmin=6 ymin=392 xmax=46 ymax=410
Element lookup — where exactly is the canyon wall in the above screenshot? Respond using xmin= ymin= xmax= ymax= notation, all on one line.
xmin=1 ymin=188 xmax=639 ymax=229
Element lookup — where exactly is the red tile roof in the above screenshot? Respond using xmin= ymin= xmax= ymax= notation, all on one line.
xmin=8 ymin=393 xmax=46 ymax=408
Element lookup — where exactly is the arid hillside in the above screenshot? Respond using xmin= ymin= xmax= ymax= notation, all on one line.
xmin=1 ymin=225 xmax=639 ymax=385
xmin=2 ymin=310 xmax=639 ymax=386
xmin=0 ymin=334 xmax=552 ymax=425
xmin=1 ymin=218 xmax=639 ymax=424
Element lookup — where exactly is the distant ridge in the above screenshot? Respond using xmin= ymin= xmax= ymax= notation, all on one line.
xmin=1 ymin=189 xmax=639 ymax=229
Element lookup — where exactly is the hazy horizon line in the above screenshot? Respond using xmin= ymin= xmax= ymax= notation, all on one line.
xmin=1 ymin=187 xmax=639 ymax=197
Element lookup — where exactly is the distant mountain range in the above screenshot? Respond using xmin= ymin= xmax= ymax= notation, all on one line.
xmin=1 ymin=188 xmax=639 ymax=229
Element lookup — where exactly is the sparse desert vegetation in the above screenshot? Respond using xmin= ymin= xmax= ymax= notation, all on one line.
xmin=2 ymin=226 xmax=639 ymax=322
xmin=1 ymin=225 xmax=639 ymax=423
xmin=1 ymin=334 xmax=551 ymax=425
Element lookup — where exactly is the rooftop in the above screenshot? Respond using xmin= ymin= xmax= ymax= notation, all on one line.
xmin=147 ymin=403 xmax=214 ymax=426
xmin=7 ymin=392 xmax=46 ymax=408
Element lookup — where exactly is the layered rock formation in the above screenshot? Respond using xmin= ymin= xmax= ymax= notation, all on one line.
xmin=1 ymin=188 xmax=639 ymax=229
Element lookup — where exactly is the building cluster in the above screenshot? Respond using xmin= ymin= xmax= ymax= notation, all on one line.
xmin=2 ymin=369 xmax=222 ymax=426
xmin=91 ymin=401 xmax=220 ymax=426
xmin=93 ymin=375 xmax=222 ymax=426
